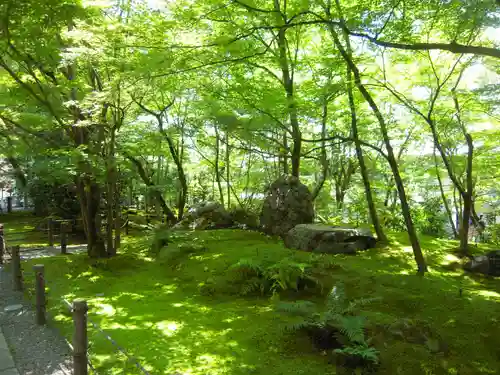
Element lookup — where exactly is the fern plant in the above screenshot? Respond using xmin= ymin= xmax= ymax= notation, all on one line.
xmin=229 ymin=259 xmax=270 ymax=295
xmin=334 ymin=344 xmax=379 ymax=364
xmin=230 ymin=258 xmax=264 ymax=278
xmin=276 ymin=283 xmax=380 ymax=368
xmin=265 ymin=259 xmax=323 ymax=293
xmin=229 ymin=257 xmax=324 ymax=296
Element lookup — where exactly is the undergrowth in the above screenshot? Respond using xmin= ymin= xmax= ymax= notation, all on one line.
xmin=225 ymin=256 xmax=335 ymax=296
xmin=13 ymin=222 xmax=500 ymax=375
xmin=276 ymin=283 xmax=380 ymax=373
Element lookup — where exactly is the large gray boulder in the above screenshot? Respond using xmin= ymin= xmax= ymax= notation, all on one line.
xmin=260 ymin=176 xmax=314 ymax=237
xmin=173 ymin=202 xmax=233 ymax=230
xmin=464 ymin=250 xmax=500 ymax=277
xmin=284 ymin=224 xmax=377 ymax=254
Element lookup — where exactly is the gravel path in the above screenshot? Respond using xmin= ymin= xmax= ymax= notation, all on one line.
xmin=0 ymin=264 xmax=72 ymax=375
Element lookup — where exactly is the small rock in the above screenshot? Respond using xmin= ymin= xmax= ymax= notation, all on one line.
xmin=4 ymin=304 xmax=23 ymax=312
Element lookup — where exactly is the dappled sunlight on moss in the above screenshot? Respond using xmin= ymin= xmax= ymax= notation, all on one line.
xmin=191 ymin=253 xmax=224 ymax=261
xmin=473 ymin=289 xmax=500 ymax=300
xmin=88 ymin=275 xmax=101 ymax=282
xmin=156 ymin=320 xmax=183 ymax=337
xmin=94 ymin=303 xmax=116 ymax=317
xmin=15 ymin=226 xmax=500 ymax=375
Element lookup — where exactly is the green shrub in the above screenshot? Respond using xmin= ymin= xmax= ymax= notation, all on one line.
xmin=276 ymin=283 xmax=380 ymax=370
xmin=228 ymin=257 xmax=325 ymax=296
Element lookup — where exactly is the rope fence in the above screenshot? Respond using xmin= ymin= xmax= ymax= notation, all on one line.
xmin=0 ymin=223 xmax=150 ymax=375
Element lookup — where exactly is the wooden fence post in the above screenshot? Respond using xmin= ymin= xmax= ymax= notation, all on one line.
xmin=33 ymin=264 xmax=46 ymax=325
xmin=61 ymin=222 xmax=68 ymax=254
xmin=12 ymin=245 xmax=22 ymax=291
xmin=48 ymin=218 xmax=54 ymax=247
xmin=0 ymin=223 xmax=4 ymax=265
xmin=73 ymin=299 xmax=88 ymax=375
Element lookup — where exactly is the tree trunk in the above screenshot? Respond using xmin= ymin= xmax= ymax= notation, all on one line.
xmin=274 ymin=0 xmax=301 ymax=177
xmin=76 ymin=178 xmax=106 ymax=258
xmin=312 ymin=100 xmax=329 ymax=200
xmin=225 ymin=131 xmax=231 ymax=209
xmin=334 ymin=5 xmax=388 ymax=244
xmin=163 ymin=134 xmax=187 ymax=220
xmin=106 ymin=127 xmax=116 ymax=256
xmin=460 ymin=192 xmax=472 ymax=250
xmin=434 ymin=150 xmax=458 ymax=238
xmin=214 ymin=125 xmax=225 ymax=206
xmin=124 ymin=153 xmax=177 ymax=224
xmin=114 ymin=203 xmax=121 ymax=252
xmin=329 ymin=25 xmax=426 ymax=272
xmin=459 ymin=133 xmax=474 ymax=252
xmin=282 ymin=131 xmax=289 ymax=175
xmin=346 ymin=68 xmax=387 ymax=243
xmin=335 ymin=189 xmax=345 ymax=211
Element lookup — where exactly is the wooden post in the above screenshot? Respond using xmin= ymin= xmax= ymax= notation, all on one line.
xmin=33 ymin=264 xmax=46 ymax=325
xmin=7 ymin=196 xmax=12 ymax=213
xmin=0 ymin=223 xmax=4 ymax=265
xmin=12 ymin=245 xmax=22 ymax=291
xmin=48 ymin=218 xmax=54 ymax=247
xmin=61 ymin=222 xmax=68 ymax=254
xmin=73 ymin=299 xmax=88 ymax=375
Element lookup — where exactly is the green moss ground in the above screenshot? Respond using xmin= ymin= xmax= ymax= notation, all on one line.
xmin=4 ymin=213 xmax=500 ymax=375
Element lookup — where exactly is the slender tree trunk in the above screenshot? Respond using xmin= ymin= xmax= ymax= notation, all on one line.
xmin=124 ymin=153 xmax=177 ymax=224
xmin=460 ymin=134 xmax=474 ymax=252
xmin=346 ymin=70 xmax=387 ymax=242
xmin=335 ymin=7 xmax=388 ymax=243
xmin=106 ymin=127 xmax=116 ymax=256
xmin=114 ymin=171 xmax=121 ymax=250
xmin=157 ymin=155 xmax=162 ymax=185
xmin=274 ymin=0 xmax=301 ymax=177
xmin=68 ymin=20 xmax=106 ymax=258
xmin=114 ymin=203 xmax=121 ymax=251
xmin=329 ymin=25 xmax=425 ymax=272
xmin=312 ymin=101 xmax=329 ymax=200
xmin=426 ymin=86 xmax=474 ymax=253
xmin=128 ymin=184 xmax=133 ymax=207
xmin=163 ymin=134 xmax=187 ymax=220
xmin=133 ymin=100 xmax=188 ymax=220
xmin=214 ymin=125 xmax=225 ymax=206
xmin=225 ymin=131 xmax=231 ymax=209
xmin=282 ymin=131 xmax=289 ymax=175
xmin=456 ymin=188 xmax=463 ymax=232
xmin=434 ymin=150 xmax=458 ymax=238
xmin=336 ymin=190 xmax=345 ymax=211
xmin=383 ymin=180 xmax=392 ymax=208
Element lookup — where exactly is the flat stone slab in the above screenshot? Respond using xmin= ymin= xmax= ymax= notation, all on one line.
xmin=3 ymin=305 xmax=23 ymax=313
xmin=284 ymin=224 xmax=377 ymax=254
